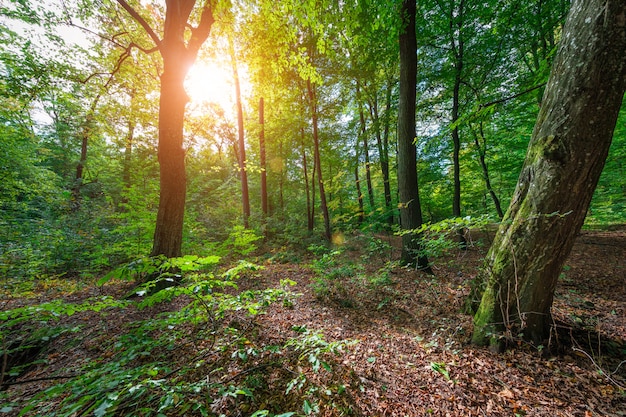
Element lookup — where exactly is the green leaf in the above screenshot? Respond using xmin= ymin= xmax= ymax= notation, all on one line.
xmin=430 ymin=362 xmax=450 ymax=380
xmin=93 ymin=400 xmax=112 ymax=417
xmin=303 ymin=400 xmax=313 ymax=415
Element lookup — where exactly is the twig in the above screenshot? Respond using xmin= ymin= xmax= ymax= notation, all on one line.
xmin=613 ymin=360 xmax=625 ymax=375
xmin=479 ymin=83 xmax=546 ymax=109
xmin=572 ymin=347 xmax=626 ymax=390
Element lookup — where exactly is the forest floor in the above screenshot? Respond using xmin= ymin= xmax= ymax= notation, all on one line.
xmin=2 ymin=228 xmax=625 ymax=416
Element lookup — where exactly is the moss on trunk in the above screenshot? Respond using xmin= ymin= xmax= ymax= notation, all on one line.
xmin=471 ymin=0 xmax=626 ymax=347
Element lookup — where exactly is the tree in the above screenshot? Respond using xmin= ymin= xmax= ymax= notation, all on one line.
xmin=116 ymin=0 xmax=215 ymax=258
xmin=471 ymin=0 xmax=626 ymax=347
xmin=229 ymin=36 xmax=251 ymax=228
xmin=259 ymin=97 xmax=268 ymax=217
xmin=307 ymin=78 xmax=332 ymax=240
xmin=397 ymin=0 xmax=430 ymax=269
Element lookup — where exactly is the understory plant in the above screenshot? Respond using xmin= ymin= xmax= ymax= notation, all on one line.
xmin=1 ymin=256 xmax=355 ymax=417
xmin=398 ymin=215 xmax=493 ymax=263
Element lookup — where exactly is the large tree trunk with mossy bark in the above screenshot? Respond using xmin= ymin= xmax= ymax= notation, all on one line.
xmin=470 ymin=0 xmax=626 ymax=348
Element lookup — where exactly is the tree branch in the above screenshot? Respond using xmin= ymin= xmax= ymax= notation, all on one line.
xmin=188 ymin=0 xmax=215 ymax=56
xmin=79 ymin=42 xmax=157 ymax=85
xmin=479 ymin=83 xmax=546 ymax=109
xmin=115 ymin=0 xmax=162 ymax=48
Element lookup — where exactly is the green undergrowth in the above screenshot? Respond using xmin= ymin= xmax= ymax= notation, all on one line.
xmin=1 ymin=255 xmax=356 ymax=417
xmin=307 ymin=218 xmax=490 ymax=305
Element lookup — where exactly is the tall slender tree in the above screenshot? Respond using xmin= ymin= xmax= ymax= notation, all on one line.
xmin=397 ymin=0 xmax=430 ymax=270
xmin=230 ymin=36 xmax=251 ymax=228
xmin=259 ymin=97 xmax=268 ymax=217
xmin=307 ymin=79 xmax=332 ymax=240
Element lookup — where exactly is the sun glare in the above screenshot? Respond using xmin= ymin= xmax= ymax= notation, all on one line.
xmin=185 ymin=61 xmax=235 ymax=111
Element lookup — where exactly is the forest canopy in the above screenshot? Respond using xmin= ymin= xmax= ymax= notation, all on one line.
xmin=0 ymin=0 xmax=624 ymax=279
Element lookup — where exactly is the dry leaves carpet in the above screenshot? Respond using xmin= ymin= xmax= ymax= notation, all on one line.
xmin=2 ymin=229 xmax=625 ymax=416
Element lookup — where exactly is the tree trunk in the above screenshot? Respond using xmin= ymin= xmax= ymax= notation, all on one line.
xmin=116 ymin=0 xmax=215 ymax=258
xmin=354 ymin=138 xmax=365 ymax=224
xmin=151 ymin=63 xmax=189 ymax=258
xmin=231 ymin=39 xmax=250 ymax=228
xmin=450 ymin=0 xmax=466 ymax=247
xmin=377 ymin=79 xmax=394 ymax=225
xmin=356 ymin=82 xmax=375 ymax=210
xmin=307 ymin=79 xmax=332 ymax=240
xmin=471 ymin=0 xmax=626 ymax=347
xmin=471 ymin=121 xmax=504 ymax=219
xmin=71 ymin=113 xmax=91 ymax=211
xmin=397 ymin=0 xmax=430 ymax=271
xmin=301 ymin=129 xmax=314 ymax=232
xmin=259 ymin=97 xmax=268 ymax=217
xmin=72 ymin=95 xmax=101 ymax=211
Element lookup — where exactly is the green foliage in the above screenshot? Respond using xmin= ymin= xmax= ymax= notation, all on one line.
xmin=430 ymin=361 xmax=452 ymax=381
xmin=398 ymin=216 xmax=492 ymax=262
xmin=0 ymin=296 xmax=130 ymax=389
xmin=98 ymin=255 xmax=222 ymax=286
xmin=283 ymin=326 xmax=356 ymax=416
xmin=360 ymin=235 xmax=393 ymax=264
xmin=587 ymin=103 xmax=626 ymax=226
xmin=3 ymin=262 xmax=265 ymax=415
xmin=222 ymin=226 xmax=263 ymax=256
xmin=308 ymin=247 xmax=361 ymax=303
xmin=1 ymin=254 xmax=357 ymax=417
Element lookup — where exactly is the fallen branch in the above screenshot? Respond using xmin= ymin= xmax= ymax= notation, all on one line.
xmin=1 ymin=374 xmax=78 ymax=387
xmin=572 ymin=347 xmax=625 ymax=390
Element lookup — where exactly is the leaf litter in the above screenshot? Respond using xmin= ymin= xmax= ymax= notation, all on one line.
xmin=1 ymin=228 xmax=625 ymax=416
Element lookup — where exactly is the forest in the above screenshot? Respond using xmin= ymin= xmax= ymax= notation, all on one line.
xmin=1 ymin=0 xmax=625 ymax=415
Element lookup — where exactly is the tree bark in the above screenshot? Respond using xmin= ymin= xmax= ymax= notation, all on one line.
xmin=231 ymin=38 xmax=250 ymax=228
xmin=471 ymin=0 xmax=626 ymax=347
xmin=471 ymin=121 xmax=504 ymax=219
xmin=116 ymin=0 xmax=215 ymax=258
xmin=377 ymin=79 xmax=394 ymax=225
xmin=356 ymin=82 xmax=375 ymax=210
xmin=151 ymin=60 xmax=189 ymax=258
xmin=71 ymin=112 xmax=91 ymax=211
xmin=354 ymin=137 xmax=365 ymax=224
xmin=72 ymin=94 xmax=102 ymax=211
xmin=397 ymin=0 xmax=430 ymax=270
xmin=302 ymin=130 xmax=314 ymax=232
xmin=259 ymin=97 xmax=268 ymax=217
xmin=307 ymin=79 xmax=332 ymax=240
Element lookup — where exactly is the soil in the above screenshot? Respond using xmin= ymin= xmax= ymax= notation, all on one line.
xmin=2 ymin=228 xmax=625 ymax=416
